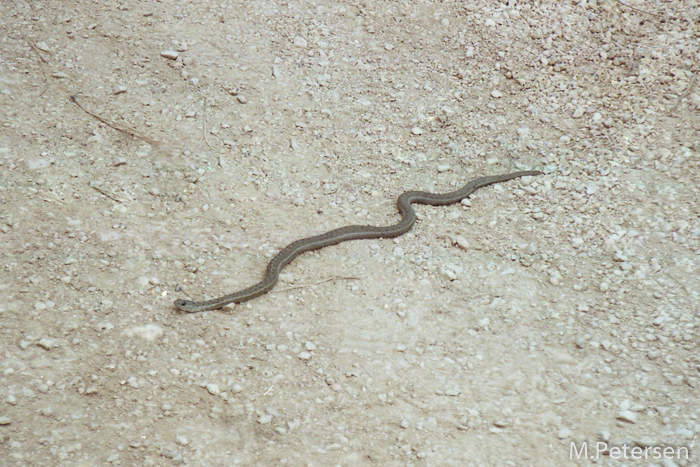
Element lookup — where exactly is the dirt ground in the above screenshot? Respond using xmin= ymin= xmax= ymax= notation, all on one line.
xmin=1 ymin=0 xmax=699 ymax=466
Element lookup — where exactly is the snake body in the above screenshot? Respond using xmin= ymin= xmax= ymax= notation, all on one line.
xmin=174 ymin=170 xmax=542 ymax=312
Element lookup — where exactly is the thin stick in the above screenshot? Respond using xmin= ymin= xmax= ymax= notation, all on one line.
xmin=70 ymin=95 xmax=157 ymax=145
xmin=615 ymin=0 xmax=661 ymax=17
xmin=202 ymin=98 xmax=212 ymax=148
xmin=273 ymin=275 xmax=360 ymax=294
xmin=89 ymin=182 xmax=122 ymax=203
xmin=668 ymin=73 xmax=697 ymax=114
xmin=20 ymin=31 xmax=49 ymax=99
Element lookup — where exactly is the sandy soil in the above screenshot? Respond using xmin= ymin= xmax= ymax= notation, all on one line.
xmin=1 ymin=0 xmax=699 ymax=465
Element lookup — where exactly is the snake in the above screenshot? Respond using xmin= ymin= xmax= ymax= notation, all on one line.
xmin=174 ymin=170 xmax=542 ymax=312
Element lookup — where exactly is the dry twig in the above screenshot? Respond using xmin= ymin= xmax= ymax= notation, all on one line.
xmin=273 ymin=275 xmax=360 ymax=294
xmin=668 ymin=73 xmax=697 ymax=114
xmin=615 ymin=0 xmax=661 ymax=17
xmin=70 ymin=95 xmax=157 ymax=145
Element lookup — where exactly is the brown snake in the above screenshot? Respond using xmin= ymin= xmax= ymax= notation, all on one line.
xmin=174 ymin=170 xmax=542 ymax=312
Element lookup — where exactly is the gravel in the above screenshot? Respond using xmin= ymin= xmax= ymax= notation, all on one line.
xmin=1 ymin=0 xmax=698 ymax=465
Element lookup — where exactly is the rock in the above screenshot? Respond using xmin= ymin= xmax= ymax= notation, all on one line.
xmin=37 ymin=338 xmax=57 ymax=350
xmin=616 ymin=410 xmax=637 ymax=423
xmin=304 ymin=341 xmax=317 ymax=351
xmin=160 ymin=50 xmax=179 ymax=60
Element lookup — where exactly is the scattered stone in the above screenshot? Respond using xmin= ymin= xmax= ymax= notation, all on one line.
xmin=491 ymin=89 xmax=503 ymax=98
xmin=304 ymin=341 xmax=317 ymax=351
xmin=616 ymin=410 xmax=637 ymax=423
xmin=411 ymin=127 xmax=424 ymax=135
xmin=298 ymin=352 xmax=312 ymax=360
xmin=0 ymin=416 xmax=11 ymax=425
xmin=37 ymin=338 xmax=57 ymax=350
xmin=258 ymin=414 xmax=272 ymax=424
xmin=127 ymin=376 xmax=139 ymax=389
xmin=293 ymin=36 xmax=307 ymax=48
xmin=25 ymin=158 xmax=51 ymax=170
xmin=635 ymin=436 xmax=655 ymax=448
xmin=478 ymin=318 xmax=491 ymax=329
xmin=454 ymin=236 xmax=470 ymax=250
xmin=160 ymin=50 xmax=179 ymax=60
xmin=437 ymin=164 xmax=451 ymax=173
xmin=123 ymin=325 xmax=164 ymax=342
xmin=206 ymin=383 xmax=220 ymax=395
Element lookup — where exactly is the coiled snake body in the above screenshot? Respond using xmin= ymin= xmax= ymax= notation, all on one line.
xmin=174 ymin=170 xmax=542 ymax=312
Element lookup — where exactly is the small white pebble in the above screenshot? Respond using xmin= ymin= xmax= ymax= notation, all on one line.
xmin=440 ymin=268 xmax=458 ymax=281
xmin=411 ymin=127 xmax=424 ymax=135
xmin=437 ymin=164 xmax=451 ymax=173
xmin=304 ymin=341 xmax=317 ymax=351
xmin=616 ymin=410 xmax=637 ymax=423
xmin=206 ymin=383 xmax=220 ymax=395
xmin=37 ymin=338 xmax=56 ymax=350
xmin=455 ymin=237 xmax=470 ymax=250
xmin=490 ymin=89 xmax=503 ymax=98
xmin=25 ymin=158 xmax=51 ymax=170
xmin=298 ymin=352 xmax=312 ymax=360
xmin=258 ymin=414 xmax=273 ymax=424
xmin=160 ymin=50 xmax=179 ymax=60
xmin=123 ymin=325 xmax=163 ymax=342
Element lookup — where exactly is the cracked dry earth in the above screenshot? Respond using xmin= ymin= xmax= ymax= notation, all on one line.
xmin=1 ymin=0 xmax=699 ymax=466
